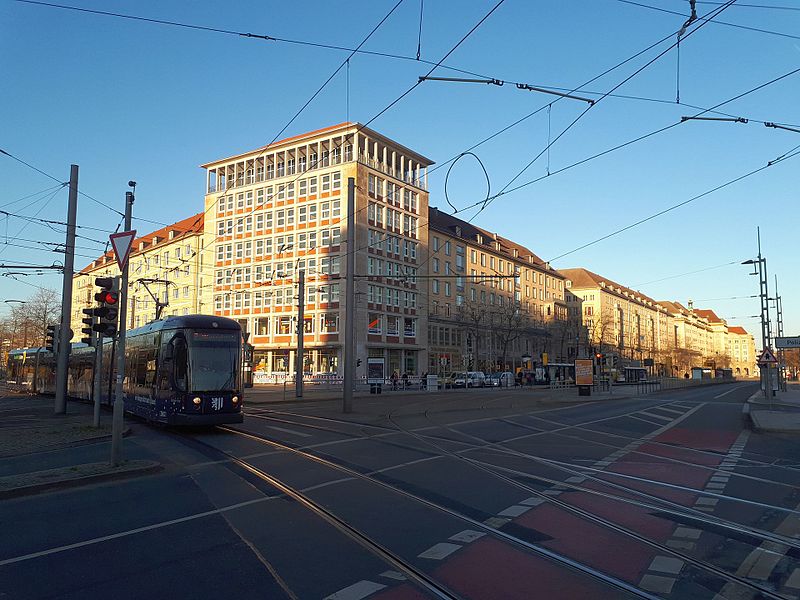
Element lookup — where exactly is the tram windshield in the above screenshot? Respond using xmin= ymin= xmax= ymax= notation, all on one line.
xmin=187 ymin=330 xmax=240 ymax=392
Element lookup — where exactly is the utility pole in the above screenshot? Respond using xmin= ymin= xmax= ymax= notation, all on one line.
xmin=111 ymin=187 xmax=134 ymax=467
xmin=745 ymin=227 xmax=774 ymax=402
xmin=93 ymin=333 xmax=103 ymax=428
xmin=55 ymin=164 xmax=78 ymax=415
xmin=295 ymin=268 xmax=305 ymax=398
xmin=342 ymin=177 xmax=356 ymax=413
xmin=775 ymin=275 xmax=786 ymax=392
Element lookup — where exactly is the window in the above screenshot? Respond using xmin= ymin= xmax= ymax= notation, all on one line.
xmin=299 ymin=179 xmax=307 ymax=196
xmin=278 ymin=316 xmax=292 ymax=335
xmin=321 ymin=174 xmax=331 ymax=192
xmin=404 ymin=318 xmax=416 ymax=338
xmin=386 ymin=315 xmax=399 ymax=336
xmin=368 ymin=313 xmax=382 ymax=334
xmin=432 ymin=279 xmax=440 ymax=294
xmin=309 ymin=177 xmax=318 ymax=195
xmin=320 ymin=313 xmax=338 ymax=333
xmin=444 ymin=241 xmax=451 ymax=256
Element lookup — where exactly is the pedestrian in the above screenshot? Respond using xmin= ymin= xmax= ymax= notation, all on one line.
xmin=402 ymin=372 xmax=409 ymax=389
xmin=391 ymin=371 xmax=398 ymax=390
xmin=421 ymin=371 xmax=428 ymax=389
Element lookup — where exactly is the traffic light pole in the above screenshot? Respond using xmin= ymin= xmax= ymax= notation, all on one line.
xmin=295 ymin=268 xmax=305 ymax=398
xmin=111 ymin=190 xmax=133 ymax=467
xmin=342 ymin=177 xmax=355 ymax=414
xmin=93 ymin=334 xmax=103 ymax=428
xmin=55 ymin=164 xmax=79 ymax=415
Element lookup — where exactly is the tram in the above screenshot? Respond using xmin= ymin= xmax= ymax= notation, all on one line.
xmin=7 ymin=315 xmax=244 ymax=426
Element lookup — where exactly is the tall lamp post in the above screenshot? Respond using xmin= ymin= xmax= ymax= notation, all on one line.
xmin=743 ymin=234 xmax=773 ymax=401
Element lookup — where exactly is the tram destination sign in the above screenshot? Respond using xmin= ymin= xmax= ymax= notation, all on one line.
xmin=776 ymin=336 xmax=800 ymax=349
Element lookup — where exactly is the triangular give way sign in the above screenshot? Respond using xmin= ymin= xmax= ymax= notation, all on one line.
xmin=110 ymin=230 xmax=137 ymax=270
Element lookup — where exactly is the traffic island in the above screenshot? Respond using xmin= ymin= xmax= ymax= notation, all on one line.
xmin=0 ymin=459 xmax=161 ymax=499
xmin=746 ymin=385 xmax=800 ymax=434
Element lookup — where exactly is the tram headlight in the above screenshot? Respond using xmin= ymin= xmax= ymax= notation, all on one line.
xmin=192 ymin=397 xmax=202 ymax=406
xmin=231 ymin=396 xmax=239 ymax=404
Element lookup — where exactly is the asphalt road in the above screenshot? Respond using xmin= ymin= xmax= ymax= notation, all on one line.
xmin=2 ymin=382 xmax=800 ymax=599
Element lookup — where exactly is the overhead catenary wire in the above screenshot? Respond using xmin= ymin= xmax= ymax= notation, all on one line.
xmin=615 ymin=0 xmax=800 ymax=41
xmin=546 ymin=142 xmax=800 ymax=264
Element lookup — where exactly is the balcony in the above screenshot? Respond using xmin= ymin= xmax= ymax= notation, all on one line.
xmin=357 ymin=151 xmax=428 ymax=191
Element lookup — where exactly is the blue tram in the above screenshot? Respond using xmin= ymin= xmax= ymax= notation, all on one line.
xmin=7 ymin=315 xmax=244 ymax=426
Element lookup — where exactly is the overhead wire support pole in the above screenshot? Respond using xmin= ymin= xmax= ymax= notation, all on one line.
xmin=775 ymin=275 xmax=786 ymax=392
xmin=295 ymin=268 xmax=305 ymax=399
xmin=55 ymin=164 xmax=78 ymax=415
xmin=111 ymin=187 xmax=134 ymax=467
xmin=343 ymin=177 xmax=356 ymax=414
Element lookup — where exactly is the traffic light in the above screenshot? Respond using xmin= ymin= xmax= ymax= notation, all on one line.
xmin=595 ymin=352 xmax=603 ymax=362
xmin=81 ymin=308 xmax=96 ymax=345
xmin=612 ymin=355 xmax=619 ymax=368
xmin=356 ymin=358 xmax=362 ymax=367
xmin=93 ymin=276 xmax=120 ymax=337
xmin=45 ymin=324 xmax=59 ymax=353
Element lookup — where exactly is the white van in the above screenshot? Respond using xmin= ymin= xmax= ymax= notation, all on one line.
xmin=466 ymin=371 xmax=486 ymax=388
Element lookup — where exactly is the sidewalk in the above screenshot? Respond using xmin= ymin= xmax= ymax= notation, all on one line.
xmin=746 ymin=383 xmax=800 ymax=434
xmin=0 ymin=390 xmax=159 ymax=497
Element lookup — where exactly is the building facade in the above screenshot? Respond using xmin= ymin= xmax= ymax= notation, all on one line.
xmin=727 ymin=326 xmax=757 ymax=377
xmin=202 ymin=122 xmax=432 ymax=379
xmin=562 ymin=268 xmax=672 ymax=369
xmin=70 ymin=214 xmax=206 ymax=336
xmin=427 ymin=209 xmax=568 ymax=374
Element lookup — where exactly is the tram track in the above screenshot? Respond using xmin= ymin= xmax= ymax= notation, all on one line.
xmin=174 ymin=431 xmax=463 ymax=600
xmin=388 ymin=411 xmax=790 ymax=600
xmin=238 ymin=406 xmax=799 ymax=597
xmin=210 ymin=424 xmax=662 ymax=600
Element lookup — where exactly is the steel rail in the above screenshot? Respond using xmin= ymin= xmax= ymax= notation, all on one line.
xmin=391 ymin=412 xmax=788 ymax=600
xmin=178 ymin=433 xmax=461 ymax=600
xmin=217 ymin=425 xmax=662 ymax=600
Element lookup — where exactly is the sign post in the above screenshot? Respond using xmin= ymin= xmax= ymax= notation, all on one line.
xmin=575 ymin=359 xmax=593 ymax=397
xmin=757 ymin=347 xmax=778 ymax=406
xmin=110 ymin=191 xmax=136 ymax=467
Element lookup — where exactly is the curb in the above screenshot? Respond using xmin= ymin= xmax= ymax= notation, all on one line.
xmin=0 ymin=426 xmax=133 ymax=460
xmin=0 ymin=459 xmax=162 ymax=499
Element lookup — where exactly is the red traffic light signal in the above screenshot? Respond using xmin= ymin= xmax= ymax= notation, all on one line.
xmin=595 ymin=353 xmax=603 ymax=360
xmin=95 ymin=290 xmax=119 ymax=305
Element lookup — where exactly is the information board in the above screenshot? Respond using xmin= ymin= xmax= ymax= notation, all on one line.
xmin=367 ymin=357 xmax=385 ymax=384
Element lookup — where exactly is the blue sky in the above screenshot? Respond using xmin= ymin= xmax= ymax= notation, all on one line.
xmin=1 ymin=0 xmax=798 ymax=343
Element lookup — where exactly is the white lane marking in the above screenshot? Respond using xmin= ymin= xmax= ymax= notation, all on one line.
xmin=0 ymin=494 xmax=276 ymax=567
xmin=418 ymin=542 xmax=461 ymax=560
xmin=714 ymin=385 xmax=746 ymax=399
xmin=498 ymin=505 xmax=531 ymax=517
xmin=673 ymin=527 xmax=702 ymax=540
xmin=520 ymin=497 xmax=545 ymax=507
xmin=324 ymin=580 xmax=386 ymax=600
xmin=695 ymin=497 xmax=719 ymax=507
xmin=266 ymin=425 xmax=311 ymax=438
xmin=449 ymin=529 xmax=486 ymax=543
xmin=626 ymin=414 xmax=668 ymax=426
xmin=483 ymin=516 xmax=510 ymax=528
xmin=658 ymin=407 xmax=686 ymax=416
xmin=649 ymin=555 xmax=685 ymax=575
xmin=639 ymin=574 xmax=676 ymax=594
xmin=639 ymin=411 xmax=674 ymax=423
xmin=380 ymin=571 xmax=407 ymax=581
xmin=785 ymin=568 xmax=800 ymax=589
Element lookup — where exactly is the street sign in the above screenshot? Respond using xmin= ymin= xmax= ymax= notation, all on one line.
xmin=367 ymin=357 xmax=385 ymax=384
xmin=109 ymin=230 xmax=137 ymax=271
xmin=757 ymin=347 xmax=778 ymax=365
xmin=776 ymin=336 xmax=800 ymax=349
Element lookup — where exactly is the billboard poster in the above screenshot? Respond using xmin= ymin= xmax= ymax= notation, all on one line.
xmin=367 ymin=357 xmax=385 ymax=384
xmin=575 ymin=359 xmax=594 ymax=386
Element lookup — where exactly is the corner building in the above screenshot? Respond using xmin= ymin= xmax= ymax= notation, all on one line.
xmin=202 ymin=123 xmax=432 ymax=379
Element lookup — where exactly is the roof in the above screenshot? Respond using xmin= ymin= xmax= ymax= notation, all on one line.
xmin=78 ymin=212 xmax=204 ymax=274
xmin=560 ymin=267 xmax=662 ymax=307
xmin=429 ymin=207 xmax=561 ymax=276
xmin=200 ymin=122 xmax=434 ymax=169
xmin=728 ymin=326 xmax=750 ymax=335
xmin=657 ymin=300 xmax=688 ymax=314
xmin=694 ymin=309 xmax=724 ymax=323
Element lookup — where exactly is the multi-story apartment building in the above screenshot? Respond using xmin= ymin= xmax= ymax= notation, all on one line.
xmin=561 ymin=268 xmax=672 ymax=369
xmin=657 ymin=300 xmax=714 ymax=374
xmin=427 ymin=208 xmax=567 ymax=374
xmin=727 ymin=326 xmax=757 ymax=377
xmin=202 ymin=122 xmax=432 ymax=378
xmin=71 ymin=214 xmax=206 ymax=335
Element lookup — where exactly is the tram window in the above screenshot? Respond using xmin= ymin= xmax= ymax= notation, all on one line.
xmin=173 ymin=337 xmax=188 ymax=392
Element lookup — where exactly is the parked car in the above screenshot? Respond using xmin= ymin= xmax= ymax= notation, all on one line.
xmin=452 ymin=371 xmax=486 ymax=388
xmin=487 ymin=372 xmax=515 ymax=387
